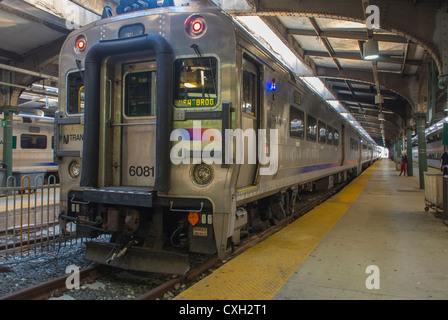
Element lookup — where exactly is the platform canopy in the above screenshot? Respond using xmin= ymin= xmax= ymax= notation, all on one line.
xmin=213 ymin=0 xmax=448 ymax=147
xmin=0 ymin=0 xmax=118 ymax=117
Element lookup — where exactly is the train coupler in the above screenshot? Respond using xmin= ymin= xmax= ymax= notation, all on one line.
xmin=105 ymin=238 xmax=138 ymax=265
xmin=84 ymin=242 xmax=190 ymax=275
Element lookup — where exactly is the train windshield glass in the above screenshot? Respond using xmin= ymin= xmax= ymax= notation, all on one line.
xmin=124 ymin=71 xmax=155 ymax=117
xmin=174 ymin=57 xmax=218 ymax=107
xmin=67 ymin=71 xmax=85 ymax=114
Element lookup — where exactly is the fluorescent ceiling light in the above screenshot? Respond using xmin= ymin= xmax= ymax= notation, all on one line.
xmin=235 ymin=16 xmax=312 ymax=76
xmin=300 ymin=77 xmax=335 ymax=100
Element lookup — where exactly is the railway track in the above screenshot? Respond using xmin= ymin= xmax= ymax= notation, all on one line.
xmin=137 ymin=181 xmax=348 ymax=300
xmin=0 ymin=265 xmax=100 ymax=300
xmin=0 ymin=181 xmax=347 ymax=300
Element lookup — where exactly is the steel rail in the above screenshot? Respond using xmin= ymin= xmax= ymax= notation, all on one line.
xmin=136 ymin=181 xmax=348 ymax=300
xmin=0 ymin=265 xmax=100 ymax=300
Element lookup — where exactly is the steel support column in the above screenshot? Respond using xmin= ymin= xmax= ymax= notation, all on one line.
xmin=1 ymin=70 xmax=14 ymax=181
xmin=406 ymin=127 xmax=413 ymax=177
xmin=2 ymin=110 xmax=13 ymax=179
xmin=416 ymin=114 xmax=428 ymax=189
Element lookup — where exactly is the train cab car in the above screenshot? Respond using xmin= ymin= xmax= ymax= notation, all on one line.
xmin=56 ymin=0 xmax=379 ymax=275
xmin=0 ymin=115 xmax=57 ymax=182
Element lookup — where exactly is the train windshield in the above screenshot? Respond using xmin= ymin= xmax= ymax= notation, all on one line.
xmin=174 ymin=57 xmax=218 ymax=107
xmin=67 ymin=71 xmax=85 ymax=114
xmin=124 ymin=71 xmax=156 ymax=117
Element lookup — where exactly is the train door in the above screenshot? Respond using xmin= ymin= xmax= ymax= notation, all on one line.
xmin=358 ymin=136 xmax=362 ymax=173
xmin=111 ymin=60 xmax=157 ymax=187
xmin=121 ymin=61 xmax=157 ymax=187
xmin=237 ymin=56 xmax=260 ymax=188
xmin=340 ymin=124 xmax=345 ymax=166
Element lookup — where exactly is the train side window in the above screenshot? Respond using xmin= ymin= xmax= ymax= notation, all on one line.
xmin=21 ymin=134 xmax=47 ymax=150
xmin=124 ymin=71 xmax=155 ymax=117
xmin=241 ymin=58 xmax=259 ymax=118
xmin=242 ymin=70 xmax=257 ymax=116
xmin=327 ymin=126 xmax=333 ymax=145
xmin=290 ymin=106 xmax=304 ymax=139
xmin=350 ymin=138 xmax=359 ymax=151
xmin=67 ymin=71 xmax=85 ymax=115
xmin=174 ymin=57 xmax=218 ymax=108
xmin=318 ymin=120 xmax=326 ymax=144
xmin=333 ymin=130 xmax=339 ymax=146
xmin=306 ymin=115 xmax=317 ymax=142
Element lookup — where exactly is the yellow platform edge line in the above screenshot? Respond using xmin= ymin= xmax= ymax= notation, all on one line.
xmin=175 ymin=160 xmax=381 ymax=300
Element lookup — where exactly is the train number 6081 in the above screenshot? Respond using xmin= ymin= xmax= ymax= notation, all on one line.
xmin=129 ymin=166 xmax=155 ymax=177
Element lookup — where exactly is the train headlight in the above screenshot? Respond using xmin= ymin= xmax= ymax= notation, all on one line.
xmin=185 ymin=15 xmax=207 ymax=38
xmin=74 ymin=35 xmax=87 ymax=54
xmin=69 ymin=161 xmax=81 ymax=180
xmin=190 ymin=164 xmax=213 ymax=186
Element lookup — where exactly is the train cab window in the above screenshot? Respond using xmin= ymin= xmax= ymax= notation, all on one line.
xmin=306 ymin=115 xmax=317 ymax=142
xmin=327 ymin=126 xmax=333 ymax=145
xmin=333 ymin=130 xmax=339 ymax=146
xmin=290 ymin=106 xmax=304 ymax=139
xmin=174 ymin=57 xmax=218 ymax=108
xmin=67 ymin=71 xmax=85 ymax=114
xmin=21 ymin=134 xmax=47 ymax=149
xmin=124 ymin=71 xmax=155 ymax=117
xmin=318 ymin=121 xmax=326 ymax=144
xmin=242 ymin=69 xmax=257 ymax=117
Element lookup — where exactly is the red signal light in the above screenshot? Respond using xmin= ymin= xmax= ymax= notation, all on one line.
xmin=74 ymin=35 xmax=87 ymax=53
xmin=192 ymin=21 xmax=203 ymax=33
xmin=77 ymin=40 xmax=85 ymax=50
xmin=185 ymin=15 xmax=207 ymax=38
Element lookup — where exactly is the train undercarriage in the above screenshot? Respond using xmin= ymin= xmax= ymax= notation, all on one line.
xmin=59 ymin=170 xmax=356 ymax=275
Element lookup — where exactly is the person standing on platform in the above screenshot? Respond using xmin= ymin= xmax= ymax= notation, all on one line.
xmin=399 ymin=150 xmax=407 ymax=176
xmin=441 ymin=151 xmax=448 ymax=175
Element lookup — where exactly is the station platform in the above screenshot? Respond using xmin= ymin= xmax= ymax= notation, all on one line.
xmin=175 ymin=159 xmax=448 ymax=300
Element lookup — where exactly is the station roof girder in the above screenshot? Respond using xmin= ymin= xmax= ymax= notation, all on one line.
xmin=0 ymin=0 xmax=117 ymax=116
xmin=218 ymin=0 xmax=447 ymax=74
xmin=214 ymin=0 xmax=448 ymax=147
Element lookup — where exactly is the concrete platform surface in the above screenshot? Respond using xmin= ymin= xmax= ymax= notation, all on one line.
xmin=274 ymin=159 xmax=448 ymax=300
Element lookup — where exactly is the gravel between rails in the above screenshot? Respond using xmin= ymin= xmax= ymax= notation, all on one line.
xmin=0 ymin=244 xmax=195 ymax=300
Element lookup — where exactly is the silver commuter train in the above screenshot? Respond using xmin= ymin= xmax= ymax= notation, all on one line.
xmin=56 ymin=0 xmax=380 ymax=274
xmin=0 ymin=114 xmax=57 ymax=181
xmin=412 ymin=124 xmax=445 ymax=170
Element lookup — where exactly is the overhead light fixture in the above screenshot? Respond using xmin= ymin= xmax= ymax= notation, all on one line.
xmin=363 ymin=39 xmax=379 ymax=60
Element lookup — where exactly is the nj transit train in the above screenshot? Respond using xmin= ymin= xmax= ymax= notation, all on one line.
xmin=412 ymin=123 xmax=445 ymax=170
xmin=55 ymin=0 xmax=380 ymax=274
xmin=0 ymin=114 xmax=57 ymax=179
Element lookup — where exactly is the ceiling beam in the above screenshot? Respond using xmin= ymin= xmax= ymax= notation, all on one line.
xmin=69 ymin=0 xmax=118 ymax=15
xmin=307 ymin=17 xmax=342 ymax=71
xmin=287 ymin=28 xmax=408 ymax=43
xmin=0 ymin=2 xmax=70 ymax=35
xmin=228 ymin=0 xmax=444 ymax=75
xmin=304 ymin=50 xmax=422 ymax=66
xmin=316 ymin=66 xmax=417 ymax=113
xmin=0 ymin=63 xmax=58 ymax=82
xmin=259 ymin=16 xmax=315 ymax=76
